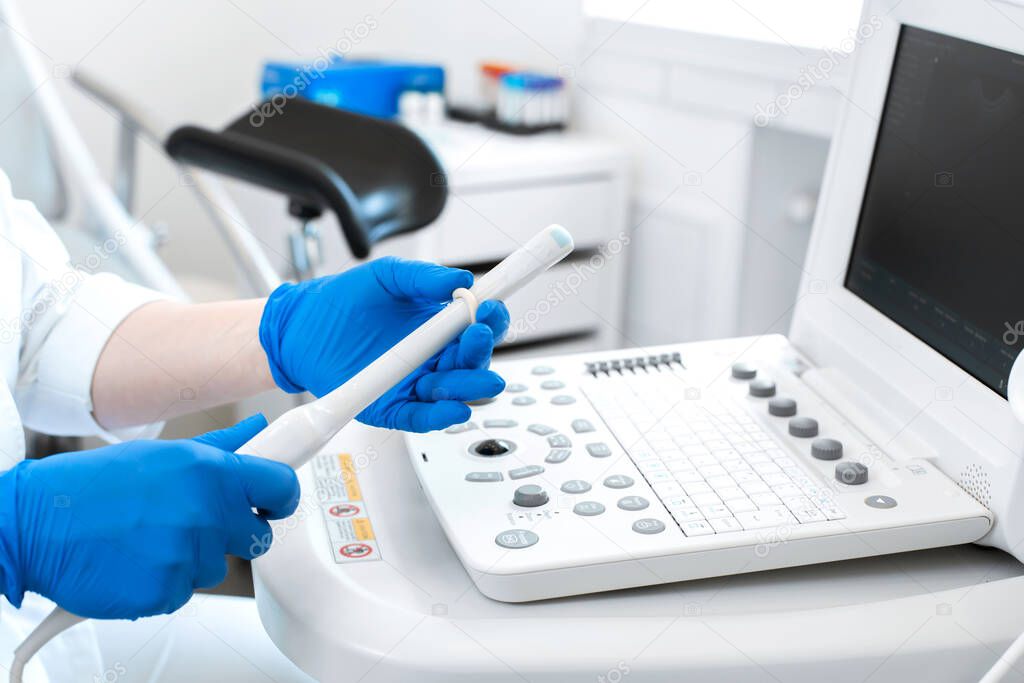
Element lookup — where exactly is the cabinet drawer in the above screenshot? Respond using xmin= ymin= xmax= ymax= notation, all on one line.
xmin=436 ymin=178 xmax=615 ymax=266
xmin=489 ymin=257 xmax=607 ymax=347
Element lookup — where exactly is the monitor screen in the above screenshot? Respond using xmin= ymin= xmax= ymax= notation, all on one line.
xmin=845 ymin=25 xmax=1024 ymax=397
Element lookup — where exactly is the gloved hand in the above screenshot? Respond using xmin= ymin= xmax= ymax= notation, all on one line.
xmin=259 ymin=256 xmax=511 ymax=432
xmin=0 ymin=415 xmax=299 ymax=620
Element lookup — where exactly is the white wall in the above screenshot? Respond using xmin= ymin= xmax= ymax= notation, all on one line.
xmin=572 ymin=18 xmax=850 ymax=345
xmin=16 ymin=0 xmax=583 ymax=297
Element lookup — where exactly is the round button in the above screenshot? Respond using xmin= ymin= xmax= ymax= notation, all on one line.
xmin=532 ymin=366 xmax=555 ymax=375
xmin=573 ymin=501 xmax=606 ymax=516
xmin=551 ymin=395 xmax=576 ymax=405
xmin=811 ymin=438 xmax=844 ymax=460
xmin=469 ymin=438 xmax=516 ymax=457
xmin=513 ymin=484 xmax=549 ymax=507
xmin=561 ymin=479 xmax=592 ymax=494
xmin=512 ymin=396 xmax=536 ymax=406
xmin=732 ymin=362 xmax=757 ymax=380
xmin=540 ymin=380 xmax=565 ymax=390
xmin=506 ymin=383 xmax=528 ymax=393
xmin=768 ymin=397 xmax=797 ymax=417
xmin=749 ymin=378 xmax=776 ymax=398
xmin=864 ymin=494 xmax=897 ymax=509
xmin=603 ymin=474 xmax=635 ymax=489
xmin=836 ymin=462 xmax=869 ymax=485
xmin=788 ymin=416 xmax=819 ymax=438
xmin=617 ymin=495 xmax=650 ymax=511
xmin=632 ymin=518 xmax=666 ymax=534
xmin=495 ymin=529 xmax=539 ymax=549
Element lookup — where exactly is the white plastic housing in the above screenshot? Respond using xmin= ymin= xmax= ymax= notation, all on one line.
xmin=237 ymin=224 xmax=574 ymax=468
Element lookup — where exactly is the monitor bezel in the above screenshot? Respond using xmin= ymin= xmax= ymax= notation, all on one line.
xmin=791 ymin=0 xmax=1024 ymax=468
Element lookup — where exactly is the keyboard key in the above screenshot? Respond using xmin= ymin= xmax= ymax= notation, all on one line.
xmin=528 ymin=423 xmax=556 ymax=436
xmin=548 ymin=434 xmax=572 ymax=448
xmin=793 ymin=507 xmax=827 ymax=523
xmin=700 ymin=504 xmax=732 ymax=519
xmin=705 ymin=474 xmax=734 ymax=489
xmin=699 ymin=465 xmax=728 ymax=479
xmin=782 ymin=495 xmax=813 ymax=511
xmin=683 ymin=481 xmax=712 ymax=496
xmin=680 ymin=520 xmax=715 ymax=537
xmin=750 ymin=492 xmax=782 ymax=507
xmin=510 ymin=465 xmax=545 ymax=480
xmin=690 ymin=454 xmax=717 ymax=468
xmin=762 ymin=472 xmax=790 ymax=486
xmin=717 ymin=486 xmax=746 ymax=501
xmin=571 ymin=419 xmax=595 ymax=433
xmin=545 ymin=449 xmax=571 ymax=464
xmin=673 ymin=469 xmax=704 ymax=484
xmin=710 ymin=517 xmax=743 ymax=533
xmin=691 ymin=492 xmax=722 ymax=506
xmin=663 ymin=495 xmax=693 ymax=509
xmin=740 ymin=480 xmax=770 ymax=495
xmin=484 ymin=419 xmax=518 ymax=428
xmin=653 ymin=482 xmax=684 ymax=497
xmin=671 ymin=508 xmax=705 ymax=523
xmin=734 ymin=507 xmax=797 ymax=530
xmin=819 ymin=504 xmax=847 ymax=520
xmin=727 ymin=498 xmax=757 ymax=513
xmin=773 ymin=484 xmax=802 ymax=498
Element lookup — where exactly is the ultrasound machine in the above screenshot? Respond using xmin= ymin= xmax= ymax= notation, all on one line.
xmin=253 ymin=1 xmax=1024 ymax=680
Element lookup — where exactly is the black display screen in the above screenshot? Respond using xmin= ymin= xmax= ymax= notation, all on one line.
xmin=845 ymin=25 xmax=1024 ymax=397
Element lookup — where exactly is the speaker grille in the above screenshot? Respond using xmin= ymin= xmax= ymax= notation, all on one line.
xmin=958 ymin=463 xmax=992 ymax=507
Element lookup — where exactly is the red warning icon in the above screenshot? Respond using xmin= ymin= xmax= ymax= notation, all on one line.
xmin=329 ymin=503 xmax=360 ymax=518
xmin=339 ymin=543 xmax=373 ymax=559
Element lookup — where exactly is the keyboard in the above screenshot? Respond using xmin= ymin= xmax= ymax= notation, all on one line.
xmin=406 ymin=336 xmax=993 ymax=602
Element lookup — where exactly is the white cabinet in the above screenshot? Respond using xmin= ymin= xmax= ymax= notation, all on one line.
xmin=384 ymin=122 xmax=631 ymax=354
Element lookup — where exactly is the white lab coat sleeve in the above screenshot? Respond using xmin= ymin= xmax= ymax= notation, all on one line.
xmin=3 ymin=175 xmax=171 ymax=441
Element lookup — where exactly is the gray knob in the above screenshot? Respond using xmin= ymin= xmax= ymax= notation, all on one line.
xmin=732 ymin=362 xmax=757 ymax=380
xmin=513 ymin=484 xmax=549 ymax=507
xmin=835 ymin=462 xmax=868 ymax=485
xmin=768 ymin=397 xmax=797 ymax=417
xmin=811 ymin=438 xmax=843 ymax=460
xmin=749 ymin=378 xmax=776 ymax=398
xmin=788 ymin=416 xmax=819 ymax=438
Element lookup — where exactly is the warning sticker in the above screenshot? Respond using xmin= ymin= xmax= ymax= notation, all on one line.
xmin=313 ymin=452 xmax=382 ymax=563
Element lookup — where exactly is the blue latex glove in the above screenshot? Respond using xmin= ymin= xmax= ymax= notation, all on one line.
xmin=259 ymin=256 xmax=511 ymax=432
xmin=0 ymin=415 xmax=299 ymax=619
